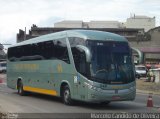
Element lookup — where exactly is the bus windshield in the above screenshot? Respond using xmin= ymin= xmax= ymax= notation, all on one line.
xmin=87 ymin=40 xmax=135 ymax=84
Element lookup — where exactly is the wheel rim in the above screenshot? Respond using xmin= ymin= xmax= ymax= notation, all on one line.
xmin=64 ymin=89 xmax=70 ymax=103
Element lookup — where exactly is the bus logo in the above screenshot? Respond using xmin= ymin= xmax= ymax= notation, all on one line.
xmin=57 ymin=64 xmax=63 ymax=73
xmin=115 ymin=90 xmax=118 ymax=94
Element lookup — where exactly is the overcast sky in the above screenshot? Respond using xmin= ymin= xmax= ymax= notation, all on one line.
xmin=0 ymin=0 xmax=160 ymax=48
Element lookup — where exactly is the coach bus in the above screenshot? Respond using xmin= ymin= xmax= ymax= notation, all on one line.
xmin=7 ymin=30 xmax=136 ymax=105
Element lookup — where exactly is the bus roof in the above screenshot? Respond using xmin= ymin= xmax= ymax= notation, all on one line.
xmin=10 ymin=30 xmax=128 ymax=48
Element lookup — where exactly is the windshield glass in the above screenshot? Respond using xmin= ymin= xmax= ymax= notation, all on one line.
xmin=0 ymin=63 xmax=6 ymax=67
xmin=135 ymin=67 xmax=146 ymax=70
xmin=87 ymin=40 xmax=135 ymax=84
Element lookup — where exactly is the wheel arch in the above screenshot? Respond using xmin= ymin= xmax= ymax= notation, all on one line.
xmin=60 ymin=80 xmax=72 ymax=97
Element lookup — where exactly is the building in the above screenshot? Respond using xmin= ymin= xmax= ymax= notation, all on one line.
xmin=55 ymin=20 xmax=124 ymax=29
xmin=16 ymin=15 xmax=159 ymax=64
xmin=17 ymin=24 xmax=144 ymax=43
xmin=125 ymin=15 xmax=155 ymax=32
xmin=54 ymin=15 xmax=155 ymax=31
xmin=0 ymin=44 xmax=6 ymax=60
xmin=131 ymin=26 xmax=160 ymax=64
xmin=17 ymin=25 xmax=147 ymax=63
xmin=54 ymin=21 xmax=83 ymax=28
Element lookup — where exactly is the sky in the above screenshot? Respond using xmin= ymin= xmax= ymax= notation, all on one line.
xmin=0 ymin=0 xmax=160 ymax=49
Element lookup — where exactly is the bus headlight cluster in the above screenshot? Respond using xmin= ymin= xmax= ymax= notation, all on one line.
xmin=84 ymin=82 xmax=101 ymax=92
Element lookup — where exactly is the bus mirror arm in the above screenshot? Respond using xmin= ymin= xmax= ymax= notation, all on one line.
xmin=75 ymin=45 xmax=91 ymax=63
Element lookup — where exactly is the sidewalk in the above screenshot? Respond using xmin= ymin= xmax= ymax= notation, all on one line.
xmin=0 ymin=107 xmax=8 ymax=118
xmin=136 ymin=89 xmax=160 ymax=96
xmin=136 ymin=78 xmax=160 ymax=97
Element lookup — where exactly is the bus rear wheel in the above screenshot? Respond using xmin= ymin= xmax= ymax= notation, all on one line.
xmin=17 ymin=80 xmax=26 ymax=96
xmin=62 ymin=85 xmax=73 ymax=105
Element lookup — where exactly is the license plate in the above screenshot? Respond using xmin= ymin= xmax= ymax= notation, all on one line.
xmin=112 ymin=96 xmax=121 ymax=100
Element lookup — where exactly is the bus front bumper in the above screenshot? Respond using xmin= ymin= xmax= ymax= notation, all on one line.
xmin=86 ymin=86 xmax=136 ymax=103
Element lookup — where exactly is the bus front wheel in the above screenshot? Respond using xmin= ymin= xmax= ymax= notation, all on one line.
xmin=62 ymin=85 xmax=73 ymax=105
xmin=17 ymin=80 xmax=26 ymax=96
xmin=100 ymin=101 xmax=111 ymax=105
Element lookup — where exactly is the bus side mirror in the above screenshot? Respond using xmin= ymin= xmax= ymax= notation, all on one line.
xmin=75 ymin=45 xmax=91 ymax=63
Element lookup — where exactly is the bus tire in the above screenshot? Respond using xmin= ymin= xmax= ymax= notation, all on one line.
xmin=62 ymin=85 xmax=73 ymax=105
xmin=17 ymin=80 xmax=26 ymax=96
xmin=100 ymin=101 xmax=111 ymax=105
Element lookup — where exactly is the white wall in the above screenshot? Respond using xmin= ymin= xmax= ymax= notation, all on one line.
xmin=125 ymin=16 xmax=155 ymax=32
xmin=54 ymin=21 xmax=83 ymax=28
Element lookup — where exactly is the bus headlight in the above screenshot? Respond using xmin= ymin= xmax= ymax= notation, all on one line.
xmin=84 ymin=82 xmax=101 ymax=91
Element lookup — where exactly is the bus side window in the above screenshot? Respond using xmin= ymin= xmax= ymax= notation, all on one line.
xmin=8 ymin=48 xmax=13 ymax=61
xmin=45 ymin=41 xmax=55 ymax=59
xmin=69 ymin=37 xmax=85 ymax=47
xmin=54 ymin=39 xmax=70 ymax=64
xmin=71 ymin=47 xmax=87 ymax=76
xmin=69 ymin=37 xmax=87 ymax=75
xmin=8 ymin=47 xmax=20 ymax=61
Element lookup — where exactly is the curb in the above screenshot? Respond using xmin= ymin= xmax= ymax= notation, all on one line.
xmin=0 ymin=107 xmax=8 ymax=119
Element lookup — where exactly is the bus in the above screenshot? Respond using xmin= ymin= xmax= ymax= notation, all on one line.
xmin=7 ymin=30 xmax=136 ymax=105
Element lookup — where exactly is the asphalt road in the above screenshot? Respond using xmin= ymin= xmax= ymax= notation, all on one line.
xmin=0 ymin=74 xmax=160 ymax=118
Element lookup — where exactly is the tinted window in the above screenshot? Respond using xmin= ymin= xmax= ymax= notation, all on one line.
xmin=69 ymin=37 xmax=86 ymax=47
xmin=69 ymin=37 xmax=87 ymax=76
xmin=8 ymin=39 xmax=70 ymax=64
xmin=136 ymin=67 xmax=146 ymax=70
xmin=54 ymin=39 xmax=70 ymax=64
xmin=71 ymin=47 xmax=87 ymax=76
xmin=1 ymin=63 xmax=6 ymax=67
